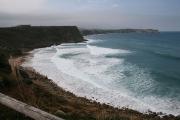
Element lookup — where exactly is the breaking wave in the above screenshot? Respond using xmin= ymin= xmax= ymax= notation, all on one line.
xmin=22 ymin=40 xmax=180 ymax=116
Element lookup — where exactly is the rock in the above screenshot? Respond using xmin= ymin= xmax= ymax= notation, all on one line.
xmin=55 ymin=110 xmax=66 ymax=117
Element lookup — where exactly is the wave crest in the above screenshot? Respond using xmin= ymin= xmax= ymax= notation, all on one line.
xmin=87 ymin=45 xmax=131 ymax=56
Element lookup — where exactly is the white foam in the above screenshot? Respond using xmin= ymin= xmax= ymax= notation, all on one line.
xmin=86 ymin=38 xmax=103 ymax=44
xmin=87 ymin=45 xmax=130 ymax=56
xmin=22 ymin=43 xmax=180 ymax=116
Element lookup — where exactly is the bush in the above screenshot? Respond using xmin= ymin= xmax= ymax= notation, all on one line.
xmin=0 ymin=73 xmax=17 ymax=88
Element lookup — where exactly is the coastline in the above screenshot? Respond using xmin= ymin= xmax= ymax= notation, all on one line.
xmin=8 ymin=54 xmax=147 ymax=120
xmin=7 ymin=47 xmax=177 ymax=120
xmin=0 ymin=26 xmax=179 ymax=119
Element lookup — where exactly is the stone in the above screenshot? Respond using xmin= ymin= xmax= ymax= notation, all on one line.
xmin=55 ymin=110 xmax=66 ymax=117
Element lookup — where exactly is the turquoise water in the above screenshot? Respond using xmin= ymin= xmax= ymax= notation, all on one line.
xmin=25 ymin=32 xmax=180 ymax=115
xmin=86 ymin=32 xmax=180 ymax=115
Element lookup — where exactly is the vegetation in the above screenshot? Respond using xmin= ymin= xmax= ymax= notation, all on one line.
xmin=0 ymin=25 xmax=84 ymax=50
xmin=0 ymin=25 xmax=84 ymax=119
xmin=0 ymin=25 xmax=84 ymax=90
xmin=1 ymin=68 xmax=179 ymax=120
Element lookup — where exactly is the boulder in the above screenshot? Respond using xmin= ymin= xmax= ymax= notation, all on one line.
xmin=55 ymin=110 xmax=66 ymax=117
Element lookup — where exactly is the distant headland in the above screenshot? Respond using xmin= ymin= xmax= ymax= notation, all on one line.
xmin=80 ymin=28 xmax=159 ymax=36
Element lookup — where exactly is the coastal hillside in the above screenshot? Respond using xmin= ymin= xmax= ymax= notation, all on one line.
xmin=0 ymin=25 xmax=84 ymax=50
xmin=0 ymin=25 xmax=86 ymax=119
xmin=80 ymin=29 xmax=159 ymax=36
xmin=0 ymin=25 xmax=84 ymax=92
xmin=0 ymin=25 xmax=84 ymax=79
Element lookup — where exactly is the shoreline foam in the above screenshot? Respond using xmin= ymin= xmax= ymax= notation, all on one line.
xmin=22 ymin=41 xmax=180 ymax=116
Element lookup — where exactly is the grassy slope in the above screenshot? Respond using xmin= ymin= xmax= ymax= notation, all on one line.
xmin=1 ymin=68 xmax=179 ymax=120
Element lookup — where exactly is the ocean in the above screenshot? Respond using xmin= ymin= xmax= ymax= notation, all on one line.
xmin=23 ymin=32 xmax=180 ymax=116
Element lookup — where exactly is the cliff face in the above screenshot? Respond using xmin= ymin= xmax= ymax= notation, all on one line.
xmin=0 ymin=26 xmax=84 ymax=50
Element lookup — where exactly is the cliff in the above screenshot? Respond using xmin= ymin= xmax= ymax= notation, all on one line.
xmin=80 ymin=29 xmax=159 ymax=36
xmin=0 ymin=25 xmax=84 ymax=51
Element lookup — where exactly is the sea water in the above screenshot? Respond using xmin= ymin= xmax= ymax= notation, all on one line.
xmin=23 ymin=32 xmax=180 ymax=116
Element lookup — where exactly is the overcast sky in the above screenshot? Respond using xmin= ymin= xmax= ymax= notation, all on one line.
xmin=0 ymin=0 xmax=180 ymax=31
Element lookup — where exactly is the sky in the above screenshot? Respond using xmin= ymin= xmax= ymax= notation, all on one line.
xmin=0 ymin=0 xmax=180 ymax=31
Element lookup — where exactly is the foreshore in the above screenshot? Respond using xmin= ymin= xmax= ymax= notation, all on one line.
xmin=1 ymin=51 xmax=178 ymax=120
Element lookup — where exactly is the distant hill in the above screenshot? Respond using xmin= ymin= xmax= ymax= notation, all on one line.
xmin=80 ymin=29 xmax=159 ymax=36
